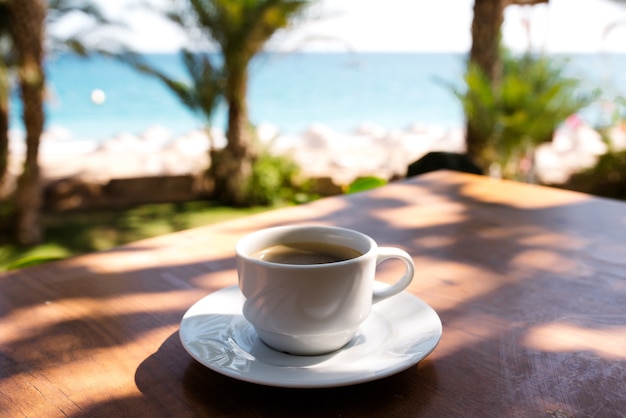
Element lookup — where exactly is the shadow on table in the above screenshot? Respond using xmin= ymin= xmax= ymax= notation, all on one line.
xmin=5 ymin=172 xmax=626 ymax=417
xmin=133 ymin=331 xmax=440 ymax=417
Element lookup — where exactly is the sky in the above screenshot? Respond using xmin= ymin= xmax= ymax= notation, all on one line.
xmin=91 ymin=0 xmax=626 ymax=53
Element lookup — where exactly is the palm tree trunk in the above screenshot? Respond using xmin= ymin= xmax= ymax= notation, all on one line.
xmin=466 ymin=0 xmax=549 ymax=169
xmin=0 ymin=63 xmax=9 ymax=196
xmin=9 ymin=0 xmax=47 ymax=245
xmin=466 ymin=0 xmax=506 ymax=168
xmin=210 ymin=66 xmax=255 ymax=206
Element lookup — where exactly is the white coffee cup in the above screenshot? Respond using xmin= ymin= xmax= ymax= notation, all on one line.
xmin=236 ymin=225 xmax=415 ymax=355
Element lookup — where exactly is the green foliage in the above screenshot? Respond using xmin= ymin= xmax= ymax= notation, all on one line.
xmin=245 ymin=145 xmax=317 ymax=206
xmin=346 ymin=176 xmax=388 ymax=194
xmin=6 ymin=254 xmax=67 ymax=270
xmin=564 ymin=98 xmax=626 ymax=199
xmin=1 ymin=243 xmax=72 ymax=272
xmin=122 ymin=50 xmax=223 ymax=125
xmin=0 ymin=201 xmax=279 ymax=271
xmin=245 ymin=151 xmax=295 ymax=205
xmin=589 ymin=150 xmax=626 ymax=181
xmin=453 ymin=49 xmax=599 ymax=180
xmin=561 ymin=149 xmax=626 ymax=200
xmin=184 ymin=0 xmax=311 ymax=64
xmin=47 ymin=0 xmax=122 ymax=56
xmin=598 ymin=96 xmax=626 ymax=137
xmin=123 ymin=0 xmax=316 ymax=206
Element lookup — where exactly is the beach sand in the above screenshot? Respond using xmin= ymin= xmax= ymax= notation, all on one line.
xmin=7 ymin=120 xmax=626 ymax=195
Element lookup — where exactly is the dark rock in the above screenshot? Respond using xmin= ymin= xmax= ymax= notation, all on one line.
xmin=407 ymin=152 xmax=483 ymax=177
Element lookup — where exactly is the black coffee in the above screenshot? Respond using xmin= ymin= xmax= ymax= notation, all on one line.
xmin=251 ymin=241 xmax=362 ymax=265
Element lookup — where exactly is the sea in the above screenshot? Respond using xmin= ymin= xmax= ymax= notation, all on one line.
xmin=9 ymin=52 xmax=626 ymax=144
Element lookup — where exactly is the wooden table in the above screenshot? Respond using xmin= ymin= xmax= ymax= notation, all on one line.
xmin=2 ymin=170 xmax=625 ymax=417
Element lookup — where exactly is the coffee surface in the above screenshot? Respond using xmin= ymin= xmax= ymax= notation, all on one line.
xmin=251 ymin=241 xmax=362 ymax=265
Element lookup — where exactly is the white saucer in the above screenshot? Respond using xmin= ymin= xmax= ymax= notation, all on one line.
xmin=179 ymin=283 xmax=442 ymax=388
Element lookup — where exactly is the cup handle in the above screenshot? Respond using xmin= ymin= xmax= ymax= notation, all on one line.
xmin=372 ymin=247 xmax=415 ymax=304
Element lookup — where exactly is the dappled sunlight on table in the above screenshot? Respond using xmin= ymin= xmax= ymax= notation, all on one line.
xmin=509 ymin=248 xmax=581 ymax=273
xmin=375 ymin=202 xmax=468 ymax=230
xmin=408 ymin=261 xmax=506 ymax=312
xmin=524 ymin=320 xmax=626 ymax=360
xmin=433 ymin=313 xmax=510 ymax=357
xmin=460 ymin=176 xmax=590 ymax=209
xmin=2 ymin=171 xmax=625 ymax=417
xmin=516 ymin=230 xmax=587 ymax=250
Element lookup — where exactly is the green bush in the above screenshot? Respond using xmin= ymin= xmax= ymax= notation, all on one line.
xmin=560 ymin=97 xmax=626 ymax=199
xmin=245 ymin=147 xmax=317 ymax=206
xmin=561 ymin=149 xmax=626 ymax=200
xmin=452 ymin=49 xmax=598 ymax=180
xmin=346 ymin=176 xmax=388 ymax=194
xmin=0 ymin=201 xmax=280 ymax=271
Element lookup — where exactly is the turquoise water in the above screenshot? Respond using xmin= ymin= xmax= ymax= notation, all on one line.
xmin=10 ymin=52 xmax=626 ymax=142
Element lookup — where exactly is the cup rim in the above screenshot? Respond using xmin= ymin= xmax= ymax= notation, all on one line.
xmin=235 ymin=224 xmax=375 ymax=268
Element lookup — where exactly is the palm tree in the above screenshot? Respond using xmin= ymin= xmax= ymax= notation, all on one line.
xmin=135 ymin=0 xmax=313 ymax=206
xmin=47 ymin=0 xmax=123 ymax=56
xmin=0 ymin=3 xmax=16 ymax=196
xmin=1 ymin=0 xmax=118 ymax=244
xmin=604 ymin=0 xmax=626 ymax=42
xmin=7 ymin=0 xmax=47 ymax=245
xmin=456 ymin=49 xmax=597 ymax=180
xmin=0 ymin=60 xmax=8 ymax=196
xmin=467 ymin=0 xmax=549 ymax=168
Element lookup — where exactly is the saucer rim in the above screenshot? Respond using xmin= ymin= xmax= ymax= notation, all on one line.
xmin=179 ymin=283 xmax=442 ymax=388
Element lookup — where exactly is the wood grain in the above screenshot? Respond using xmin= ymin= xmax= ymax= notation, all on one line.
xmin=1 ymin=171 xmax=625 ymax=417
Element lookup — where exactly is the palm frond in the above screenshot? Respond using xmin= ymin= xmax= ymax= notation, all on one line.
xmin=119 ymin=50 xmax=223 ymax=123
xmin=47 ymin=0 xmax=112 ymax=25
